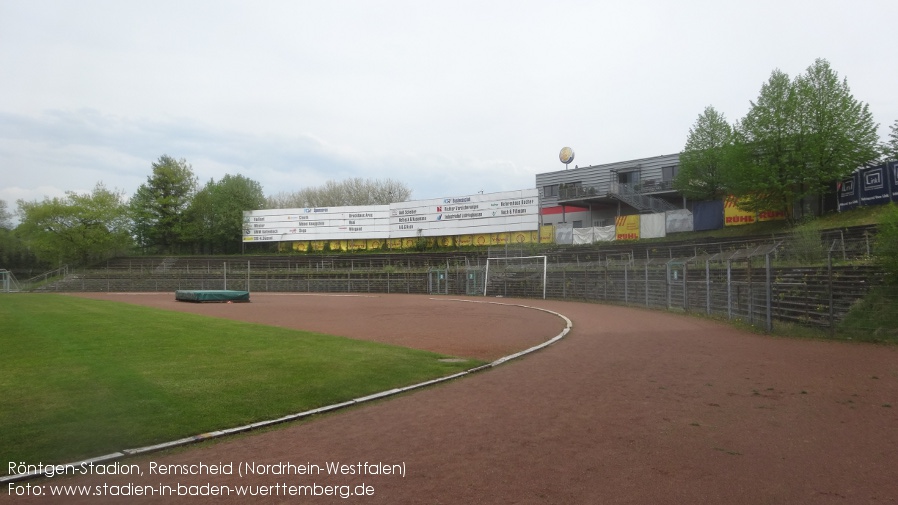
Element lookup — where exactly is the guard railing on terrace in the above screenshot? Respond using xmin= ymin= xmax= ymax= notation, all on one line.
xmin=30 ymin=225 xmax=889 ymax=335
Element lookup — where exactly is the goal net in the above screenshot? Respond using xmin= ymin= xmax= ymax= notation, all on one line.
xmin=484 ymin=255 xmax=547 ymax=299
xmin=0 ymin=269 xmax=21 ymax=293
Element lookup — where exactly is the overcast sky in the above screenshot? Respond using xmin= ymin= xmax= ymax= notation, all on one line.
xmin=2 ymin=0 xmax=896 ymax=216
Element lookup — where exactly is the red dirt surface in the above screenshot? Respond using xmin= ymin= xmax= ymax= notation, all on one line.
xmin=6 ymin=293 xmax=898 ymax=504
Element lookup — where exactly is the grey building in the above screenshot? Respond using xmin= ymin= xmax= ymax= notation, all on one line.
xmin=535 ymin=153 xmax=687 ymax=228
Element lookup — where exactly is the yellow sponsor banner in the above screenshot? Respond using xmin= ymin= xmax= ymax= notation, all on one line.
xmin=757 ymin=209 xmax=787 ymax=222
xmin=724 ymin=195 xmax=756 ymax=226
xmin=250 ymin=229 xmax=551 ymax=250
xmin=490 ymin=233 xmax=510 ymax=246
xmin=473 ymin=234 xmax=491 ymax=247
xmin=347 ymin=239 xmax=367 ymax=251
xmin=510 ymin=231 xmax=534 ymax=244
xmin=615 ymin=215 xmax=640 ymax=241
xmin=540 ymin=225 xmax=554 ymax=244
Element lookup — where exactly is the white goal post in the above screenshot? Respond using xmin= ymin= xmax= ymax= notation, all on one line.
xmin=0 ymin=269 xmax=20 ymax=293
xmin=483 ymin=255 xmax=547 ymax=299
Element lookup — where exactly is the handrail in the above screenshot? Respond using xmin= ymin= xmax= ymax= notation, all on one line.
xmin=23 ymin=265 xmax=69 ymax=287
xmin=558 ymin=185 xmax=601 ymax=200
xmin=608 ymin=183 xmax=678 ymax=212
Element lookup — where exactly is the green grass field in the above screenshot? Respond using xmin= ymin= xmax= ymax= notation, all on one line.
xmin=0 ymin=295 xmax=483 ymax=474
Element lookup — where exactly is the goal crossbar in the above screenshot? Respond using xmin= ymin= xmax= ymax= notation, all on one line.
xmin=484 ymin=255 xmax=547 ymax=299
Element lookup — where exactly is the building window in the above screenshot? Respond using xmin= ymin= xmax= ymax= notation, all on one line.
xmin=573 ymin=220 xmax=583 ymax=228
xmin=662 ymin=165 xmax=679 ymax=181
xmin=617 ymin=171 xmax=640 ymax=185
xmin=543 ymin=184 xmax=559 ymax=198
xmin=557 ymin=182 xmax=583 ymax=199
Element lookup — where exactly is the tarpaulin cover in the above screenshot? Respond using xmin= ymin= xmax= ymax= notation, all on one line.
xmin=175 ymin=290 xmax=250 ymax=303
xmin=615 ymin=215 xmax=640 ymax=241
xmin=572 ymin=228 xmax=593 ymax=245
xmin=594 ymin=225 xmax=616 ymax=242
xmin=838 ymin=172 xmax=859 ymax=211
xmin=572 ymin=226 xmax=616 ymax=244
xmin=639 ymin=213 xmax=666 ymax=239
xmin=891 ymin=161 xmax=898 ymax=201
xmin=693 ymin=200 xmax=724 ymax=231
xmin=554 ymin=223 xmax=573 ymax=245
xmin=724 ymin=195 xmax=756 ymax=226
xmin=859 ymin=164 xmax=891 ymax=206
xmin=665 ymin=209 xmax=694 ymax=233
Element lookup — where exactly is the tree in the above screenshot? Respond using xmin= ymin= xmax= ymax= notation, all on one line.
xmin=0 ymin=200 xmax=12 ymax=230
xmin=186 ymin=174 xmax=266 ymax=254
xmin=729 ymin=69 xmax=802 ymax=214
xmin=130 ymin=155 xmax=197 ymax=253
xmin=884 ymin=119 xmax=898 ymax=161
xmin=0 ymin=199 xmax=43 ymax=272
xmin=266 ymin=177 xmax=412 ymax=208
xmin=16 ymin=183 xmax=132 ymax=265
xmin=730 ymin=60 xmax=880 ymax=216
xmin=674 ymin=105 xmax=735 ymax=201
xmin=0 ymin=228 xmax=42 ymax=272
xmin=794 ymin=58 xmax=879 ymax=190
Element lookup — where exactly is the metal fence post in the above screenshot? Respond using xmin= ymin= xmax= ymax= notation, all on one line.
xmin=603 ymin=264 xmax=607 ymax=301
xmin=666 ymin=262 xmax=671 ymax=310
xmin=765 ymin=252 xmax=772 ymax=333
xmin=706 ymin=259 xmax=711 ymax=315
xmin=645 ymin=261 xmax=649 ymax=307
xmin=828 ymin=250 xmax=834 ymax=336
xmin=624 ymin=264 xmax=629 ymax=304
xmin=747 ymin=259 xmax=754 ymax=325
xmin=682 ymin=261 xmax=688 ymax=311
xmin=727 ymin=259 xmax=733 ymax=319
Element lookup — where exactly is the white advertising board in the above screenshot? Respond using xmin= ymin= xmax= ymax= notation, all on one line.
xmin=243 ymin=205 xmax=390 ymax=242
xmin=242 ymin=189 xmax=540 ymax=242
xmin=390 ymin=189 xmax=540 ymax=238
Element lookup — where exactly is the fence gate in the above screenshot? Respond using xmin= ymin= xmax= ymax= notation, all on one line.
xmin=464 ymin=269 xmax=482 ymax=296
xmin=666 ymin=260 xmax=686 ymax=309
xmin=428 ymin=268 xmax=448 ymax=295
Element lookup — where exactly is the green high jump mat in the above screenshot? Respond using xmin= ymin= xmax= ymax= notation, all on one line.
xmin=175 ymin=290 xmax=251 ymax=303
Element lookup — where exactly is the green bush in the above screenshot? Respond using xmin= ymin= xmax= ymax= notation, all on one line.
xmin=788 ymin=225 xmax=826 ymax=264
xmin=875 ymin=203 xmax=898 ymax=284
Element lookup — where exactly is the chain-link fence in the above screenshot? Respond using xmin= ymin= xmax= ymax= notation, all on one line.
xmin=29 ymin=227 xmax=893 ymax=335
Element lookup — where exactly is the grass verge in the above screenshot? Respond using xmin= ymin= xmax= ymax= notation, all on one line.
xmin=0 ymin=294 xmax=484 ymax=474
xmin=836 ymin=286 xmax=898 ymax=342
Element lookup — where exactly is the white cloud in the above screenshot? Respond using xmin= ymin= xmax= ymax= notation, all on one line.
xmin=1 ymin=0 xmax=896 ymax=211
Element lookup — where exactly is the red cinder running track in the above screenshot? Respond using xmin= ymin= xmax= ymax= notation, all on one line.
xmin=9 ymin=293 xmax=897 ymax=505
